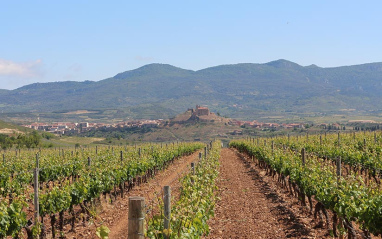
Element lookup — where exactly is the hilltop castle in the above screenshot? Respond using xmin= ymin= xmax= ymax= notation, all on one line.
xmin=188 ymin=105 xmax=216 ymax=122
xmin=171 ymin=105 xmax=228 ymax=123
xmin=189 ymin=105 xmax=210 ymax=117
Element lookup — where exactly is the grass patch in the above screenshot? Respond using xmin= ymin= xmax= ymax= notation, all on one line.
xmin=56 ymin=136 xmax=105 ymax=145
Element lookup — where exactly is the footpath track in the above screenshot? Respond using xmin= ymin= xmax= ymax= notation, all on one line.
xmin=206 ymin=148 xmax=318 ymax=239
xmin=65 ymin=151 xmax=200 ymax=239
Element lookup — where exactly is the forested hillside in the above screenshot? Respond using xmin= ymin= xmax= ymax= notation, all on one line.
xmin=1 ymin=60 xmax=381 ymax=119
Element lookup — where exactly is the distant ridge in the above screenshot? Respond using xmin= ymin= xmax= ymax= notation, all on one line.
xmin=113 ymin=63 xmax=194 ymax=80
xmin=264 ymin=59 xmax=302 ymax=68
xmin=0 ymin=60 xmax=382 ymax=119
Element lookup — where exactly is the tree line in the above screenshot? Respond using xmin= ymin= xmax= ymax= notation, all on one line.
xmin=0 ymin=131 xmax=41 ymax=149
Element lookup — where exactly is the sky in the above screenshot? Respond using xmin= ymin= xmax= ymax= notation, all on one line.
xmin=1 ymin=1 xmax=381 ymax=90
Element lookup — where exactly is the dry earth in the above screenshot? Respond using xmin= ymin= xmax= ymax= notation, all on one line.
xmin=0 ymin=128 xmax=23 ymax=134
xmin=33 ymin=147 xmax=381 ymax=239
xmin=206 ymin=148 xmax=306 ymax=239
xmin=60 ymin=151 xmax=200 ymax=239
xmin=205 ymin=148 xmax=380 ymax=239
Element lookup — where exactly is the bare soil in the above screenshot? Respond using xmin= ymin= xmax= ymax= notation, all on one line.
xmin=33 ymin=147 xmax=381 ymax=239
xmin=206 ymin=148 xmax=381 ymax=239
xmin=60 ymin=151 xmax=200 ymax=239
xmin=0 ymin=128 xmax=23 ymax=134
xmin=206 ymin=148 xmax=321 ymax=239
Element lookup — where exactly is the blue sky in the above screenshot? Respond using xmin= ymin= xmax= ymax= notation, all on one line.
xmin=1 ymin=1 xmax=381 ymax=89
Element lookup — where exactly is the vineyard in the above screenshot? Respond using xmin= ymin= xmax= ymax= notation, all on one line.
xmin=146 ymin=141 xmax=220 ymax=238
xmin=1 ymin=131 xmax=382 ymax=239
xmin=230 ymin=131 xmax=382 ymax=239
xmin=0 ymin=142 xmax=208 ymax=238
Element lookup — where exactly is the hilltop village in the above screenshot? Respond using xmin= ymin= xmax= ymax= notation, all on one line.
xmin=23 ymin=105 xmax=308 ymax=135
xmin=23 ymin=119 xmax=163 ymax=135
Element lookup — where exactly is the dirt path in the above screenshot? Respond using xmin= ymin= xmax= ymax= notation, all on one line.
xmin=108 ymin=151 xmax=198 ymax=239
xmin=65 ymin=151 xmax=200 ymax=239
xmin=205 ymin=148 xmax=314 ymax=239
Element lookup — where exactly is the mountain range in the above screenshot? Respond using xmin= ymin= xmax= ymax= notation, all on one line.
xmin=1 ymin=59 xmax=382 ymax=120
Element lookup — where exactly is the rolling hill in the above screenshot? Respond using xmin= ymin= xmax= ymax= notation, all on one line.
xmin=1 ymin=60 xmax=382 ymax=120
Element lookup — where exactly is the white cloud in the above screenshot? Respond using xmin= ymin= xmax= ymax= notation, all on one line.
xmin=0 ymin=58 xmax=42 ymax=77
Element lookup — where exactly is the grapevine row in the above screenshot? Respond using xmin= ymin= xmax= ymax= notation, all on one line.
xmin=230 ymin=139 xmax=382 ymax=237
xmin=147 ymin=141 xmax=221 ymax=238
xmin=0 ymin=142 xmax=204 ymax=238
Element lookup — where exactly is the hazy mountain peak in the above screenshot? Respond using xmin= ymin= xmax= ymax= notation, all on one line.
xmin=265 ymin=59 xmax=302 ymax=69
xmin=306 ymin=64 xmax=320 ymax=68
xmin=113 ymin=63 xmax=193 ymax=80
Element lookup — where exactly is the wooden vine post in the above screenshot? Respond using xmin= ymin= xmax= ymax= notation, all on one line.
xmin=271 ymin=141 xmax=274 ymax=154
xmin=191 ymin=162 xmax=195 ymax=184
xmin=128 ymin=197 xmax=145 ymax=239
xmin=300 ymin=148 xmax=307 ymax=207
xmin=163 ymin=186 xmax=171 ymax=239
xmin=336 ymin=156 xmax=344 ymax=239
xmin=120 ymin=151 xmax=123 ymax=164
xmin=338 ymin=132 xmax=340 ymax=147
xmin=34 ymin=154 xmax=40 ymax=239
xmin=336 ymin=156 xmax=341 ymax=185
xmin=191 ymin=162 xmax=195 ymax=175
